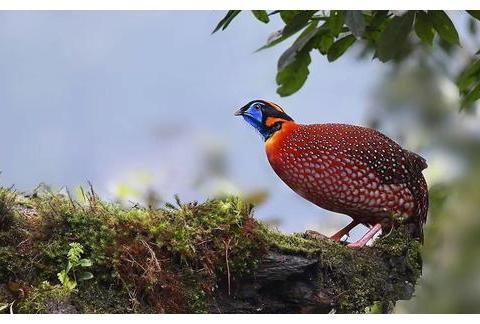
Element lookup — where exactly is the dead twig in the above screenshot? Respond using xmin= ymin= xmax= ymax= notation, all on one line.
xmin=224 ymin=238 xmax=232 ymax=296
xmin=140 ymin=240 xmax=162 ymax=272
xmin=9 ymin=301 xmax=15 ymax=314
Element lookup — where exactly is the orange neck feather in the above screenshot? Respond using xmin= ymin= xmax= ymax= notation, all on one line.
xmin=265 ymin=121 xmax=299 ymax=159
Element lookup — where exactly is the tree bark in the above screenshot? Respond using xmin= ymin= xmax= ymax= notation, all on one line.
xmin=211 ymin=244 xmax=420 ymax=314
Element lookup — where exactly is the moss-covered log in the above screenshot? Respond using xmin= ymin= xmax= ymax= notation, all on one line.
xmin=0 ymin=187 xmax=422 ymax=314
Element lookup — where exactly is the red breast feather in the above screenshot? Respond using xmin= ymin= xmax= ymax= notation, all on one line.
xmin=266 ymin=122 xmax=428 ymax=240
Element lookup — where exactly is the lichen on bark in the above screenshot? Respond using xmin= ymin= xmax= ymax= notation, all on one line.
xmin=0 ymin=186 xmax=422 ymax=314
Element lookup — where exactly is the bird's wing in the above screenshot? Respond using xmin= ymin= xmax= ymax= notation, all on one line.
xmin=321 ymin=124 xmax=427 ymax=186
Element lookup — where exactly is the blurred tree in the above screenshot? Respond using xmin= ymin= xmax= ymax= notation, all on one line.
xmin=110 ymin=170 xmax=163 ymax=208
xmin=214 ymin=10 xmax=480 ymax=109
xmin=109 ymin=130 xmax=270 ymax=210
xmin=365 ymin=58 xmax=480 ymax=313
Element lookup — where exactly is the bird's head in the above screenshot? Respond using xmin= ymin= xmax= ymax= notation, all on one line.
xmin=234 ymin=100 xmax=294 ymax=141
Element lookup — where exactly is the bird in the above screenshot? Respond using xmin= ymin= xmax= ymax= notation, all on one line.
xmin=234 ymin=100 xmax=428 ymax=248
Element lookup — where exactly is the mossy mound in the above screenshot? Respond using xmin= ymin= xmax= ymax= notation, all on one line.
xmin=0 ymin=187 xmax=422 ymax=313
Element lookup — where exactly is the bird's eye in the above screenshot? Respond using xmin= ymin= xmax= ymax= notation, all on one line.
xmin=255 ymin=104 xmax=262 ymax=110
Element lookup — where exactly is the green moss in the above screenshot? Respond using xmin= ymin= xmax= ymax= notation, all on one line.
xmin=316 ymin=226 xmax=422 ymax=313
xmin=0 ymin=247 xmax=28 ymax=283
xmin=70 ymin=281 xmax=131 ymax=313
xmin=373 ymin=226 xmax=423 ymax=278
xmin=0 ymin=189 xmax=267 ymax=313
xmin=17 ymin=282 xmax=72 ymax=314
xmin=0 ymin=186 xmax=422 ymax=313
xmin=259 ymin=225 xmax=324 ymax=254
xmin=0 ymin=188 xmax=15 ymax=231
xmin=182 ymin=275 xmax=209 ymax=314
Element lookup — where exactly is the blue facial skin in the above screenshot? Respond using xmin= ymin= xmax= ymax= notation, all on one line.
xmin=241 ymin=102 xmax=280 ymax=141
xmin=242 ymin=102 xmax=264 ymax=132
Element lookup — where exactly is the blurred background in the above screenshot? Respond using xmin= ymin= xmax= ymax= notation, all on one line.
xmin=0 ymin=11 xmax=479 ymax=313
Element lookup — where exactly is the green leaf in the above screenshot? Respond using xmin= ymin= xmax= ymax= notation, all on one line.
xmin=252 ymin=10 xmax=269 ymax=23
xmin=256 ymin=11 xmax=316 ymax=51
xmin=282 ymin=11 xmax=317 ymax=37
xmin=67 ymin=242 xmax=83 ymax=263
xmin=280 ymin=11 xmax=300 ymax=24
xmin=293 ymin=19 xmax=319 ymax=44
xmin=428 ymin=11 xmax=460 ymax=45
xmin=457 ymin=59 xmax=480 ymax=96
xmin=57 ymin=270 xmax=76 ymax=289
xmin=66 ymin=280 xmax=77 ymax=290
xmin=212 ymin=10 xmax=241 ymax=34
xmin=328 ymin=11 xmax=345 ymax=37
xmin=327 ymin=34 xmax=356 ymax=62
xmin=57 ymin=270 xmax=69 ymax=285
xmin=467 ymin=10 xmax=480 ymax=21
xmin=369 ymin=11 xmax=390 ymax=29
xmin=318 ymin=34 xmax=334 ymax=54
xmin=458 ymin=75 xmax=477 ymax=94
xmin=79 ymin=258 xmax=92 ymax=267
xmin=461 ymin=81 xmax=480 ymax=109
xmin=362 ymin=11 xmax=390 ymax=42
xmin=78 ymin=271 xmax=94 ymax=282
xmin=66 ymin=261 xmax=72 ymax=273
xmin=277 ymin=21 xmax=319 ymax=70
xmin=415 ymin=11 xmax=435 ymax=46
xmin=345 ymin=11 xmax=366 ymax=38
xmin=375 ymin=11 xmax=415 ymax=62
xmin=276 ymin=52 xmax=311 ymax=97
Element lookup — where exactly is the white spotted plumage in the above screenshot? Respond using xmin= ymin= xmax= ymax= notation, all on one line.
xmin=266 ymin=123 xmax=428 ymax=231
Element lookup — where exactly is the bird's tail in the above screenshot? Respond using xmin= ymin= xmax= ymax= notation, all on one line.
xmin=405 ymin=150 xmax=429 ymax=243
xmin=409 ymin=175 xmax=428 ymax=243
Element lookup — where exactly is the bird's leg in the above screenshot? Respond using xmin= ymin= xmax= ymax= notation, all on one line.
xmin=329 ymin=220 xmax=359 ymax=241
xmin=347 ymin=223 xmax=382 ymax=248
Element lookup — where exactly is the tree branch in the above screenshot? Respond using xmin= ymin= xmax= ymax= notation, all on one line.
xmin=0 ymin=188 xmax=422 ymax=314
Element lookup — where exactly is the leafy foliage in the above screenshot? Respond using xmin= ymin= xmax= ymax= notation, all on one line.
xmin=414 ymin=12 xmax=435 ymax=46
xmin=428 ymin=11 xmax=459 ymax=45
xmin=213 ymin=10 xmax=480 ymax=109
xmin=365 ymin=61 xmax=480 ymax=313
xmin=328 ymin=35 xmax=356 ymax=62
xmin=375 ymin=11 xmax=415 ymax=62
xmin=212 ymin=10 xmax=241 ymax=33
xmin=57 ymin=242 xmax=93 ymax=290
xmin=457 ymin=58 xmax=480 ymax=109
xmin=252 ymin=10 xmax=269 ymax=23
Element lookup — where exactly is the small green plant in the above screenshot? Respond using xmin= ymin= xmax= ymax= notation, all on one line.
xmin=57 ymin=242 xmax=93 ymax=290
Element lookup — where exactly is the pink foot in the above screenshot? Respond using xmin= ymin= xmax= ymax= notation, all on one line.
xmin=347 ymin=223 xmax=382 ymax=248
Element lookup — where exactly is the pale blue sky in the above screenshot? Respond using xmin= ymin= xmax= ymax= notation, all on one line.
xmin=0 ymin=11 xmax=386 ymax=234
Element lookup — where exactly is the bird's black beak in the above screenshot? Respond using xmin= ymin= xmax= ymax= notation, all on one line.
xmin=234 ymin=108 xmax=244 ymax=116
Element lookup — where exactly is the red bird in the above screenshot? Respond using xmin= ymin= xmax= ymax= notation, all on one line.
xmin=235 ymin=100 xmax=428 ymax=247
